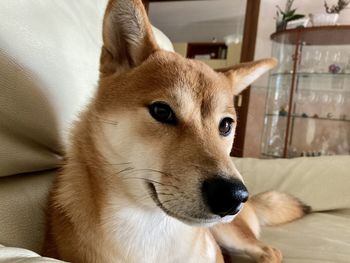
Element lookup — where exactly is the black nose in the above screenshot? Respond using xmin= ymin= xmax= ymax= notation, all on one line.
xmin=202 ymin=177 xmax=249 ymax=217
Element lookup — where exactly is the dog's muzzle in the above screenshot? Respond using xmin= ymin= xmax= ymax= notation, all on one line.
xmin=201 ymin=177 xmax=248 ymax=217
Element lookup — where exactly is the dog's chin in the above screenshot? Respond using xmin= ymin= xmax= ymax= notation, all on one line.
xmin=175 ymin=214 xmax=237 ymax=227
xmin=147 ymin=183 xmax=238 ymax=227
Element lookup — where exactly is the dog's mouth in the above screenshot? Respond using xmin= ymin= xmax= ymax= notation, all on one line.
xmin=147 ymin=183 xmax=174 ymax=216
xmin=147 ymin=183 xmax=234 ymax=226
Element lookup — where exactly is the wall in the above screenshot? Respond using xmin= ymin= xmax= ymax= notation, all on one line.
xmin=173 ymin=43 xmax=188 ymax=57
xmin=149 ymin=0 xmax=245 ymax=43
xmin=243 ymin=0 xmax=350 ymax=158
xmin=173 ymin=42 xmax=242 ymax=68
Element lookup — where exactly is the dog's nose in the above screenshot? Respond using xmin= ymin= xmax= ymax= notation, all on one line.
xmin=202 ymin=177 xmax=248 ymax=217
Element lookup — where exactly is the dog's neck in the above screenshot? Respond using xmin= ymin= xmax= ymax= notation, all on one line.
xmin=101 ymin=197 xmax=215 ymax=262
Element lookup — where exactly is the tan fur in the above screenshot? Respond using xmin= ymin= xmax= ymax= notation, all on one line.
xmin=250 ymin=191 xmax=311 ymax=227
xmin=43 ymin=1 xmax=308 ymax=262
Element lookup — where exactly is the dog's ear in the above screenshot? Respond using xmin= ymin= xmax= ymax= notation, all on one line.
xmin=218 ymin=58 xmax=277 ymax=95
xmin=100 ymin=0 xmax=159 ymax=76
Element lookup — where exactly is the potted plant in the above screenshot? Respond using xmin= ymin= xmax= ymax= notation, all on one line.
xmin=325 ymin=0 xmax=350 ymax=14
xmin=275 ymin=0 xmax=305 ymax=32
xmin=310 ymin=0 xmax=350 ymax=26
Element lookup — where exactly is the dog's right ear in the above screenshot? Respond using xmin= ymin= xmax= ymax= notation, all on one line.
xmin=218 ymin=58 xmax=278 ymax=95
xmin=100 ymin=0 xmax=159 ymax=76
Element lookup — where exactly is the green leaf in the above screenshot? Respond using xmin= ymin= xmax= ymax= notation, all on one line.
xmin=284 ymin=8 xmax=296 ymax=17
xmin=285 ymin=14 xmax=305 ymax=22
xmin=290 ymin=8 xmax=297 ymax=16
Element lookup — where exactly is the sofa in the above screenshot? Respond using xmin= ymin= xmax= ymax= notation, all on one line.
xmin=1 ymin=1 xmax=350 ymax=262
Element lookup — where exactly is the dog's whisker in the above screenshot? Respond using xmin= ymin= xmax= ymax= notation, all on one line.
xmin=115 ymin=167 xmax=135 ymax=175
xmin=160 ymin=198 xmax=177 ymax=205
xmin=187 ymin=162 xmax=204 ymax=170
xmin=162 ymin=202 xmax=181 ymax=214
xmin=118 ymin=168 xmax=180 ymax=189
xmin=156 ymin=192 xmax=174 ymax=196
xmin=103 ymin=162 xmax=133 ymax=166
xmin=135 ymin=168 xmax=178 ymax=179
xmin=133 ymin=194 xmax=154 ymax=203
xmin=91 ymin=112 xmax=120 ymax=126
xmin=96 ymin=120 xmax=119 ymax=126
xmin=121 ymin=176 xmax=178 ymax=189
xmin=116 ymin=167 xmax=175 ymax=179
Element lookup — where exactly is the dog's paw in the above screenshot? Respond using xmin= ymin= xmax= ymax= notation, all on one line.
xmin=258 ymin=246 xmax=282 ymax=263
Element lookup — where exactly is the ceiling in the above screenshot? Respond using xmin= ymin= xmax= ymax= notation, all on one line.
xmin=149 ymin=0 xmax=246 ymax=43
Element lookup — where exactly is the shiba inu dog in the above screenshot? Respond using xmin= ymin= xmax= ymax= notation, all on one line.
xmin=43 ymin=0 xmax=310 ymax=262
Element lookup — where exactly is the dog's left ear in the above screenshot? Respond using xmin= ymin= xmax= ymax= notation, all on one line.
xmin=100 ymin=0 xmax=159 ymax=76
xmin=218 ymin=58 xmax=278 ymax=95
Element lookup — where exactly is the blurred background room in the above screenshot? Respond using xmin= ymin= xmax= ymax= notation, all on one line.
xmin=148 ymin=0 xmax=350 ymax=159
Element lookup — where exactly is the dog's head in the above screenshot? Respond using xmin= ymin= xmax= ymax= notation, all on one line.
xmin=93 ymin=0 xmax=276 ymax=226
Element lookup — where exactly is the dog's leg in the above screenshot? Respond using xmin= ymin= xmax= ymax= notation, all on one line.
xmin=210 ymin=206 xmax=282 ymax=263
xmin=211 ymin=220 xmax=282 ymax=263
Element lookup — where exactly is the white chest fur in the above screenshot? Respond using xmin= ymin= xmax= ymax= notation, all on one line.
xmin=101 ymin=204 xmax=218 ymax=263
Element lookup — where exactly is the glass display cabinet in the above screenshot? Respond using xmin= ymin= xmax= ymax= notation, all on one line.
xmin=261 ymin=26 xmax=350 ymax=158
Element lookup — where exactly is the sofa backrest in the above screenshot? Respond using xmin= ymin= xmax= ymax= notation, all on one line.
xmin=0 ymin=0 xmax=174 ymax=178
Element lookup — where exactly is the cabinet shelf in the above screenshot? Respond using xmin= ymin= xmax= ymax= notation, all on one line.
xmin=271 ymin=26 xmax=350 ymax=45
xmin=260 ymin=153 xmax=283 ymax=158
xmin=261 ymin=152 xmax=326 ymax=158
xmin=271 ymin=72 xmax=350 ymax=77
xmin=265 ymin=113 xmax=350 ymax=123
xmin=262 ymin=26 xmax=350 ymax=158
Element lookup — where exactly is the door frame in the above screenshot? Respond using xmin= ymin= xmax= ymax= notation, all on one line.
xmin=232 ymin=0 xmax=261 ymax=157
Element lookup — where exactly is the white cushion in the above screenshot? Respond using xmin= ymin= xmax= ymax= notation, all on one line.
xmin=0 ymin=245 xmax=64 ymax=263
xmin=0 ymin=0 xmax=173 ymax=178
xmin=235 ymin=155 xmax=350 ymax=212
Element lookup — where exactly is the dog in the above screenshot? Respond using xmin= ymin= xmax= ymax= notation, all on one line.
xmin=43 ymin=0 xmax=310 ymax=262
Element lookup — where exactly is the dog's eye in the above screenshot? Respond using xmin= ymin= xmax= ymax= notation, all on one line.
xmin=219 ymin=117 xmax=234 ymax=136
xmin=149 ymin=102 xmax=177 ymax=125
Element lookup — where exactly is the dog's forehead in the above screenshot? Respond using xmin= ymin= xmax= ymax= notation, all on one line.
xmin=97 ymin=51 xmax=235 ymax=116
xmin=144 ymin=51 xmax=235 ymax=113
xmin=149 ymin=51 xmax=227 ymax=86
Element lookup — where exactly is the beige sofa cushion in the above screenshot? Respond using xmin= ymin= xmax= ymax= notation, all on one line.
xmin=235 ymin=155 xmax=350 ymax=212
xmin=0 ymin=0 xmax=108 ymax=177
xmin=0 ymin=0 xmax=174 ymax=178
xmin=233 ymin=156 xmax=350 ymax=262
xmin=260 ymin=210 xmax=350 ymax=263
xmin=0 ymin=171 xmax=55 ymax=253
xmin=0 ymin=245 xmax=64 ymax=263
